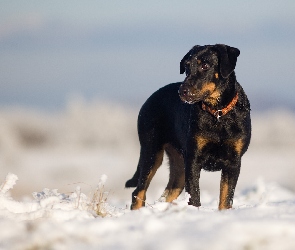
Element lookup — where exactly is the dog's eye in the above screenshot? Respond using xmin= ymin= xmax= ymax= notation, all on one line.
xmin=201 ymin=63 xmax=210 ymax=71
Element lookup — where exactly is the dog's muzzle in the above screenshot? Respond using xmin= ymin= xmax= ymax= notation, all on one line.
xmin=179 ymin=83 xmax=199 ymax=104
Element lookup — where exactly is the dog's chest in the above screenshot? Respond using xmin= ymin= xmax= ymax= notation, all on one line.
xmin=197 ymin=112 xmax=241 ymax=138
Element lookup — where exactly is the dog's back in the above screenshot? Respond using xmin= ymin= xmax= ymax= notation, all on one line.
xmin=137 ymin=82 xmax=190 ymax=149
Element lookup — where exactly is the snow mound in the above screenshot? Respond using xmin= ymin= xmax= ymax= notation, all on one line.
xmin=0 ymin=173 xmax=18 ymax=195
xmin=0 ymin=173 xmax=122 ymax=222
xmin=0 ymin=173 xmax=295 ymax=249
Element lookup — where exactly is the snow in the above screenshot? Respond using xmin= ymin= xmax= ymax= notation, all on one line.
xmin=0 ymin=173 xmax=18 ymax=195
xmin=0 ymin=103 xmax=295 ymax=249
xmin=0 ymin=173 xmax=295 ymax=250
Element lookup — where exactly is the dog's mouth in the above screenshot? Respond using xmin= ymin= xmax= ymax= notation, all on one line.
xmin=179 ymin=81 xmax=219 ymax=105
xmin=179 ymin=83 xmax=203 ymax=104
xmin=179 ymin=92 xmax=198 ymax=104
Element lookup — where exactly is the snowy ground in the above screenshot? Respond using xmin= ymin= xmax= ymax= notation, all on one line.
xmin=1 ymin=173 xmax=295 ymax=250
xmin=0 ymin=102 xmax=295 ymax=249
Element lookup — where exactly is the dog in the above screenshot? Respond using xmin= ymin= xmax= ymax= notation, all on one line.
xmin=125 ymin=44 xmax=251 ymax=210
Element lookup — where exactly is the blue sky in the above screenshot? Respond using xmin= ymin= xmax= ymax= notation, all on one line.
xmin=0 ymin=0 xmax=295 ymax=111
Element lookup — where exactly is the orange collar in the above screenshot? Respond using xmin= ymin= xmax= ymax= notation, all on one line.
xmin=202 ymin=93 xmax=238 ymax=120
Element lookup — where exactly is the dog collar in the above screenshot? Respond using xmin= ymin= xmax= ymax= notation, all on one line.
xmin=202 ymin=93 xmax=238 ymax=120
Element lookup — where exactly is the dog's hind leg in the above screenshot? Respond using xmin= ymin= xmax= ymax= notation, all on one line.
xmin=130 ymin=146 xmax=164 ymax=210
xmin=161 ymin=144 xmax=185 ymax=202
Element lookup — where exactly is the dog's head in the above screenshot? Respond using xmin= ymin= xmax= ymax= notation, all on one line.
xmin=179 ymin=44 xmax=240 ymax=105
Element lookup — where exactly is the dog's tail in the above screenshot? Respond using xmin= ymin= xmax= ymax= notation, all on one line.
xmin=125 ymin=167 xmax=140 ymax=188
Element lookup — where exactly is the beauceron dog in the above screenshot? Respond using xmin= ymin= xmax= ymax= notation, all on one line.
xmin=125 ymin=44 xmax=251 ymax=210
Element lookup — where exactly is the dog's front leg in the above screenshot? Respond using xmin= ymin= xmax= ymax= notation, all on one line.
xmin=219 ymin=167 xmax=240 ymax=210
xmin=185 ymin=155 xmax=202 ymax=207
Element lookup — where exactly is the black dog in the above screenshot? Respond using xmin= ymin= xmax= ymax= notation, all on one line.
xmin=125 ymin=44 xmax=251 ymax=210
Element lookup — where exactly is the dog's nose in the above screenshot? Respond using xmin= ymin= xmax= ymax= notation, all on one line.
xmin=179 ymin=84 xmax=193 ymax=97
xmin=179 ymin=84 xmax=199 ymax=104
xmin=180 ymin=87 xmax=188 ymax=96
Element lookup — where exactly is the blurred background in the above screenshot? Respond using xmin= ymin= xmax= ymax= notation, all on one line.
xmin=0 ymin=0 xmax=295 ymax=205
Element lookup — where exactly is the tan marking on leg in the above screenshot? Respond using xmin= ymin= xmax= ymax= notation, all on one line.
xmin=215 ymin=73 xmax=219 ymax=79
xmin=165 ymin=188 xmax=184 ymax=202
xmin=163 ymin=144 xmax=185 ymax=203
xmin=131 ymin=149 xmax=164 ymax=210
xmin=226 ymin=138 xmax=244 ymax=156
xmin=219 ymin=174 xmax=231 ymax=210
xmin=132 ymin=190 xmax=146 ymax=210
xmin=160 ymin=189 xmax=169 ymax=200
xmin=219 ymin=182 xmax=229 ymax=210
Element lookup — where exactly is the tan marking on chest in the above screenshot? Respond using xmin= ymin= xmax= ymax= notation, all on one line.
xmin=234 ymin=139 xmax=244 ymax=155
xmin=196 ymin=136 xmax=210 ymax=150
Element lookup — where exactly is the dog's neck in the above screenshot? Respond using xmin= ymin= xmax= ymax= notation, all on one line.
xmin=202 ymin=92 xmax=238 ymax=120
xmin=203 ymin=73 xmax=237 ymax=110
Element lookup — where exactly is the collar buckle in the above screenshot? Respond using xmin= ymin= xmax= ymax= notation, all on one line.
xmin=214 ymin=110 xmax=223 ymax=121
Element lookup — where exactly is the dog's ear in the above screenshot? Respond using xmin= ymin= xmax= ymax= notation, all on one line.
xmin=180 ymin=45 xmax=199 ymax=74
xmin=214 ymin=44 xmax=240 ymax=78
